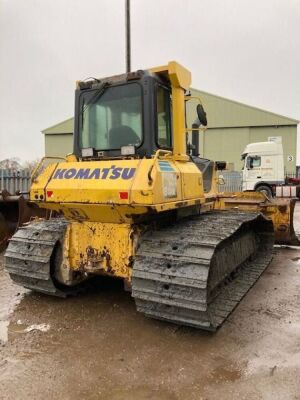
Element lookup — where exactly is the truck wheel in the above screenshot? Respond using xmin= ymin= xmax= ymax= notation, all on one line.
xmin=256 ymin=185 xmax=273 ymax=198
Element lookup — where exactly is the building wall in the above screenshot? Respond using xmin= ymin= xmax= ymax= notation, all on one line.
xmin=200 ymin=125 xmax=297 ymax=172
xmin=201 ymin=127 xmax=249 ymax=170
xmin=45 ymin=134 xmax=73 ymax=158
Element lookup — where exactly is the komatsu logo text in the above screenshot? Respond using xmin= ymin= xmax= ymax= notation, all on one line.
xmin=53 ymin=167 xmax=136 ymax=180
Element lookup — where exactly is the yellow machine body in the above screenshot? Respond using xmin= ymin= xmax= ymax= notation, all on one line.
xmin=62 ymin=222 xmax=137 ymax=279
xmin=30 ymin=155 xmax=216 ymax=280
xmin=5 ymin=61 xmax=299 ymax=331
xmin=31 ymin=157 xmax=208 ymax=222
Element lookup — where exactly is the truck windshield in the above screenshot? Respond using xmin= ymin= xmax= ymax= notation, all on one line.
xmin=80 ymin=83 xmax=142 ymax=150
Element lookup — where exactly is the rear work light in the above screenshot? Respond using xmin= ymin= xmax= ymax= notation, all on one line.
xmin=81 ymin=147 xmax=93 ymax=157
xmin=121 ymin=145 xmax=135 ymax=156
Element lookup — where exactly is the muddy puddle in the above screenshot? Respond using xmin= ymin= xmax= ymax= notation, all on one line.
xmin=0 ymin=257 xmax=247 ymax=399
xmin=0 ymin=255 xmax=27 ymax=343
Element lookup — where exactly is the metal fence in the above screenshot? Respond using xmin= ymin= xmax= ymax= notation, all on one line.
xmin=0 ymin=169 xmax=31 ymax=195
xmin=218 ymin=169 xmax=300 ymax=192
xmin=218 ymin=171 xmax=243 ymax=192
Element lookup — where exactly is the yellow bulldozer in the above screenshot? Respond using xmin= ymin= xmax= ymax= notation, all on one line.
xmin=5 ymin=62 xmax=299 ymax=330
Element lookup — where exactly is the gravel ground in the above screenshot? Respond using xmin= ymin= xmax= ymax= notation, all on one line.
xmin=0 ymin=206 xmax=300 ymax=400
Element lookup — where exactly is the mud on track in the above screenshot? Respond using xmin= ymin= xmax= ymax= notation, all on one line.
xmin=0 ymin=207 xmax=300 ymax=400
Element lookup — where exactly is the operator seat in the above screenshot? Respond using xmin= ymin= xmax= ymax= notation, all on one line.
xmin=109 ymin=125 xmax=140 ymax=148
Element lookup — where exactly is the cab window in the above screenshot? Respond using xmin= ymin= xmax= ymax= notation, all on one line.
xmin=156 ymin=86 xmax=172 ymax=148
xmin=80 ymin=83 xmax=142 ymax=150
xmin=246 ymin=156 xmax=261 ymax=169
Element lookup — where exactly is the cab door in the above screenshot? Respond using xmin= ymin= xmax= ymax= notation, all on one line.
xmin=245 ymin=155 xmax=262 ymax=189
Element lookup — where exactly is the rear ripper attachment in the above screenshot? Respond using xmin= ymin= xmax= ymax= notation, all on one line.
xmin=132 ymin=211 xmax=274 ymax=331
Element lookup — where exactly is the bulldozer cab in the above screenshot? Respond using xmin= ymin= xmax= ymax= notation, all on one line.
xmin=73 ymin=62 xmax=207 ymax=162
xmin=73 ymin=70 xmax=173 ymax=160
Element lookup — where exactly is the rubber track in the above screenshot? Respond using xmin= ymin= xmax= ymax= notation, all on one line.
xmin=5 ymin=219 xmax=81 ymax=297
xmin=132 ymin=211 xmax=274 ymax=331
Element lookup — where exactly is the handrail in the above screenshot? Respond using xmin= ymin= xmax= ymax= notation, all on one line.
xmin=152 ymin=149 xmax=172 ymax=160
xmin=147 ymin=149 xmax=172 ymax=185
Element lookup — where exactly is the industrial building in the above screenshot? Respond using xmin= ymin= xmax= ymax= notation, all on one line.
xmin=42 ymin=89 xmax=299 ymax=172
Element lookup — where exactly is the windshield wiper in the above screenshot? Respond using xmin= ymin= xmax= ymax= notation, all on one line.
xmin=79 ymin=82 xmax=109 ymax=120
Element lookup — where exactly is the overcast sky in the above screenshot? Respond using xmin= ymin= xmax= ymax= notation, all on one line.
xmin=0 ymin=0 xmax=299 ymax=162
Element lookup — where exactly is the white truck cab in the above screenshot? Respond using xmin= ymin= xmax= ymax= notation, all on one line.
xmin=242 ymin=138 xmax=285 ymax=197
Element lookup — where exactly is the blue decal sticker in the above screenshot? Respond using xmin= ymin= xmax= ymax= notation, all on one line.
xmin=158 ymin=161 xmax=175 ymax=172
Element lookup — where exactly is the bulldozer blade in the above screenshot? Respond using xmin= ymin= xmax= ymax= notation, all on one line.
xmin=215 ymin=191 xmax=300 ymax=246
xmin=265 ymin=198 xmax=300 ymax=246
xmin=0 ymin=190 xmax=46 ymax=251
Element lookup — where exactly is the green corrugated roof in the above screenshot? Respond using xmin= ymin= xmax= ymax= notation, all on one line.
xmin=42 ymin=91 xmax=299 ymax=135
xmin=42 ymin=117 xmax=74 ymax=134
xmin=190 ymin=89 xmax=299 ymax=128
